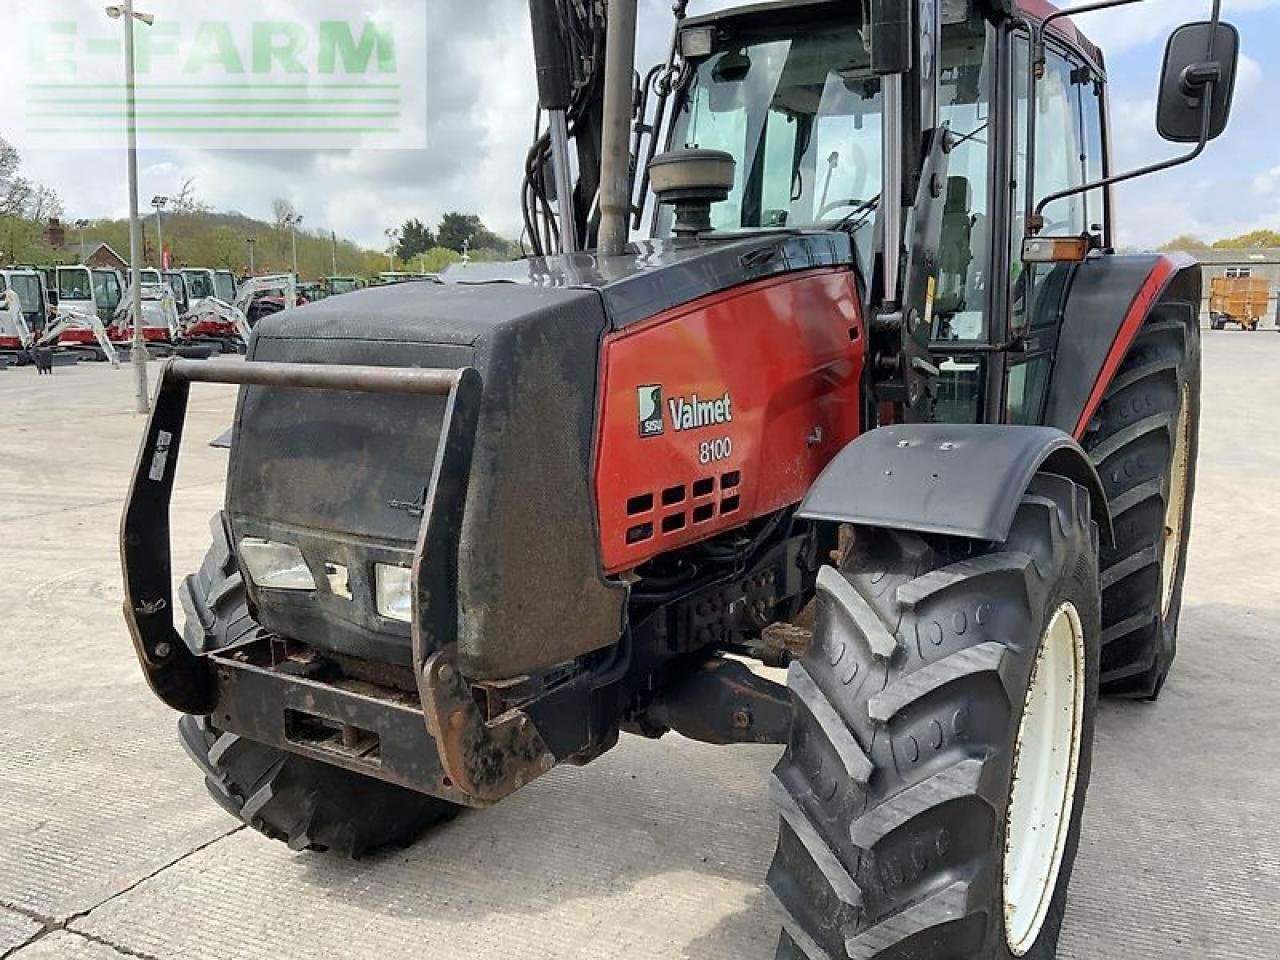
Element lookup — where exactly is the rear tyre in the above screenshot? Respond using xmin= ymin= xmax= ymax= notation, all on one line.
xmin=768 ymin=473 xmax=1100 ymax=960
xmin=178 ymin=513 xmax=459 ymax=857
xmin=1081 ymin=314 xmax=1199 ymax=698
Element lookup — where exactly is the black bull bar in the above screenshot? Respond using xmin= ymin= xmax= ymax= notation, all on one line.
xmin=121 ymin=357 xmax=558 ymax=807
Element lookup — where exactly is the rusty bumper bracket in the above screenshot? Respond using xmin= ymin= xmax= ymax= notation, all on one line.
xmin=421 ymin=647 xmax=556 ymax=805
xmin=121 ymin=358 xmax=555 ymax=807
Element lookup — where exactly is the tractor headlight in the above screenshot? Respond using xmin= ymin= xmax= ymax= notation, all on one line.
xmin=374 ymin=563 xmax=413 ymax=623
xmin=238 ymin=538 xmax=315 ymax=590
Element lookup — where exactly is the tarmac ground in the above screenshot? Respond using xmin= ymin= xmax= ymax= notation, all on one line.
xmin=1 ymin=331 xmax=1277 ymax=959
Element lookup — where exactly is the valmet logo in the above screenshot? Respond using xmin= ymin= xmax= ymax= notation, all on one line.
xmin=638 ymin=385 xmax=664 ymax=437
xmin=638 ymin=385 xmax=734 ymax=438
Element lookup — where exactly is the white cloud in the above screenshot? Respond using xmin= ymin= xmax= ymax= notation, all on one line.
xmin=1254 ymin=164 xmax=1280 ymax=195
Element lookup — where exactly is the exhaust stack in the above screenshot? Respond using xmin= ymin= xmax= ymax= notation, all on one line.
xmin=597 ymin=0 xmax=637 ymax=257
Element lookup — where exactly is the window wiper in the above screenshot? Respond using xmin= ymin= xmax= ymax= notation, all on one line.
xmin=824 ymin=194 xmax=880 ymax=232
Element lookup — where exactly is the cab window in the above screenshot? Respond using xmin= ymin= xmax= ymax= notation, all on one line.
xmin=926 ymin=15 xmax=996 ymax=426
xmin=11 ymin=276 xmax=41 ymax=314
xmin=93 ymin=270 xmax=122 ymax=310
xmin=667 ymin=18 xmax=884 ymax=271
xmin=59 ymin=268 xmax=91 ymax=302
xmin=214 ymin=272 xmax=236 ymax=302
xmin=186 ymin=272 xmax=215 ymax=299
xmin=930 ymin=15 xmax=995 ymax=346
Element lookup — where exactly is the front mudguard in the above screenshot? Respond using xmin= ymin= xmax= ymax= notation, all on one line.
xmin=798 ymin=424 xmax=1113 ymax=546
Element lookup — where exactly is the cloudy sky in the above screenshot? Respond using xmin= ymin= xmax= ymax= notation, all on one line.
xmin=13 ymin=0 xmax=1280 ymax=251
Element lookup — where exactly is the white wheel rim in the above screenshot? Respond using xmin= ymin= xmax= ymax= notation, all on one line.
xmin=1003 ymin=602 xmax=1085 ymax=956
xmin=1162 ymin=385 xmax=1192 ymax=616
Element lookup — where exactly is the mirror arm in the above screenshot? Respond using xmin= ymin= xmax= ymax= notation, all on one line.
xmin=1030 ymin=84 xmax=1215 ymax=230
xmin=1022 ymin=0 xmax=1142 ymax=234
xmin=1028 ymin=0 xmax=1227 ymax=236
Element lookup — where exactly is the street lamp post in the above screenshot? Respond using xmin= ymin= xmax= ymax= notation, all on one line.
xmin=384 ymin=227 xmax=398 ymax=272
xmin=246 ymin=236 xmax=256 ymax=275
xmin=74 ymin=219 xmax=90 ymax=263
xmin=330 ymin=230 xmax=338 ymax=276
xmin=284 ymin=213 xmax=303 ymax=278
xmin=106 ymin=1 xmax=155 ymax=415
xmin=150 ymin=195 xmax=168 ymax=268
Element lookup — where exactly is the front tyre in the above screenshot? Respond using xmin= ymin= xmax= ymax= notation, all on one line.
xmin=768 ymin=473 xmax=1101 ymax=960
xmin=177 ymin=514 xmax=459 ymax=857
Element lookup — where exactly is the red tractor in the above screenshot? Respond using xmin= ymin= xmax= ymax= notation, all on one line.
xmin=122 ymin=1 xmax=1236 ymax=957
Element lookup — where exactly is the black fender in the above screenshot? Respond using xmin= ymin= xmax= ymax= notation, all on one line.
xmin=1043 ymin=252 xmax=1200 ymax=437
xmin=798 ymin=424 xmax=1113 ymax=546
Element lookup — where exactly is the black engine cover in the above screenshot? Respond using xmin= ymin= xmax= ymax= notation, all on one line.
xmin=227 ymin=280 xmax=626 ymax=677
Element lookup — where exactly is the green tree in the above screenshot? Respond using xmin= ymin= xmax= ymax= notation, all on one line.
xmin=436 ymin=212 xmax=505 ymax=253
xmin=0 ymin=215 xmax=57 ymax=265
xmin=0 ymin=137 xmax=62 ymax=221
xmin=1213 ymin=230 xmax=1280 ymax=250
xmin=1158 ymin=234 xmax=1209 ymax=252
xmin=396 ymin=218 xmax=436 ymax=261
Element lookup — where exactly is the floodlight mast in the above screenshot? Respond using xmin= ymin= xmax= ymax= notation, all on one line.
xmin=106 ymin=0 xmax=155 ymax=414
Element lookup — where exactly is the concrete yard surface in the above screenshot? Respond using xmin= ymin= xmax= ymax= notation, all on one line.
xmin=1 ymin=334 xmax=1278 ymax=959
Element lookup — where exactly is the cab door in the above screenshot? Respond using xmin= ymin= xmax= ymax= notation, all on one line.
xmin=1005 ymin=33 xmax=1109 ymax=424
xmin=925 ymin=15 xmax=998 ymax=425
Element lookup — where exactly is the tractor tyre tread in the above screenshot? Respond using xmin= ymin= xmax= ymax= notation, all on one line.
xmin=767 ymin=474 xmax=1101 ymax=960
xmin=1082 ymin=311 xmax=1200 ymax=697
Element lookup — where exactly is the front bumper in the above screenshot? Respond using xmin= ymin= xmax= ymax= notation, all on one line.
xmin=121 ymin=357 xmax=556 ymax=807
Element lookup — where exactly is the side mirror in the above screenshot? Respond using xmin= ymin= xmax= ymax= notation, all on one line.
xmin=1156 ymin=21 xmax=1239 ymax=144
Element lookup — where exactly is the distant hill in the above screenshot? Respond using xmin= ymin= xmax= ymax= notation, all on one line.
xmin=82 ymin=209 xmax=387 ymax=280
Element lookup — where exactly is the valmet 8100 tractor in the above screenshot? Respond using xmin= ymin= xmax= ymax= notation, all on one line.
xmin=122 ymin=1 xmax=1237 ymax=957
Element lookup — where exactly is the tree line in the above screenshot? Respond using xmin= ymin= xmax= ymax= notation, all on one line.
xmin=0 ymin=137 xmax=63 ymax=265
xmin=1159 ymin=230 xmax=1280 ymax=251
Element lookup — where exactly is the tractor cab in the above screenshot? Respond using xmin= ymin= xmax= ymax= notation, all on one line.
xmin=658 ymin=1 xmax=1061 ymax=425
xmin=649 ymin=0 xmax=1232 ymax=429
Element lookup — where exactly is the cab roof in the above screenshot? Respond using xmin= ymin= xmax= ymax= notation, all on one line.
xmin=683 ymin=0 xmax=1100 ymax=65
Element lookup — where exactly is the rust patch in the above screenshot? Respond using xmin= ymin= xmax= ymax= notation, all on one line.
xmin=420 ymin=646 xmax=555 ymax=805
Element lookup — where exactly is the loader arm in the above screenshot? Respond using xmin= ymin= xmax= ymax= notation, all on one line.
xmin=41 ymin=307 xmax=119 ymax=367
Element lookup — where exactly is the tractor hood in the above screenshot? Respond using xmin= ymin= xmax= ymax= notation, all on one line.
xmin=441 ymin=230 xmax=851 ymax=328
xmin=225 ymin=231 xmax=853 ymax=680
